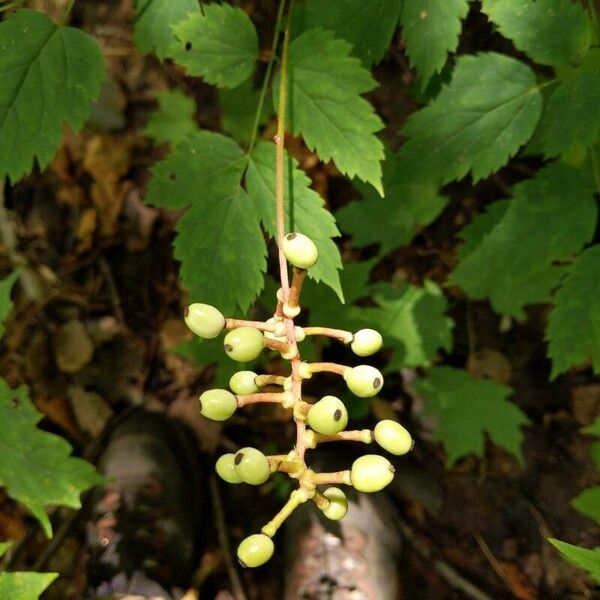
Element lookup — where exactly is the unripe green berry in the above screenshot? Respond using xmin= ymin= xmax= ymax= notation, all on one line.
xmin=199 ymin=389 xmax=237 ymax=421
xmin=282 ymin=232 xmax=318 ymax=269
xmin=184 ymin=303 xmax=225 ymax=338
xmin=351 ymin=329 xmax=383 ymax=356
xmin=224 ymin=327 xmax=265 ymax=362
xmin=230 ymin=371 xmax=259 ymax=395
xmin=322 ymin=487 xmax=348 ymax=520
xmin=307 ymin=396 xmax=348 ymax=435
xmin=374 ymin=420 xmax=413 ymax=455
xmin=234 ymin=447 xmax=271 ymax=485
xmin=344 ymin=365 xmax=384 ymax=397
xmin=350 ymin=454 xmax=394 ymax=493
xmin=215 ymin=453 xmax=243 ymax=483
xmin=237 ymin=533 xmax=274 ymax=568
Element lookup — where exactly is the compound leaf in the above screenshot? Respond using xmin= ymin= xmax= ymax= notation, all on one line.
xmin=246 ymin=142 xmax=343 ymax=300
xmin=133 ymin=0 xmax=199 ymax=59
xmin=546 ymin=245 xmax=600 ymax=378
xmin=0 ymin=380 xmax=103 ymax=537
xmin=0 ymin=9 xmax=104 ymax=182
xmin=399 ymin=0 xmax=469 ymax=88
xmin=147 ymin=132 xmax=265 ymax=314
xmin=451 ymin=163 xmax=596 ymax=318
xmin=549 ymin=539 xmax=600 ymax=582
xmin=481 ymin=0 xmax=591 ymax=68
xmin=412 ymin=366 xmax=529 ymax=465
xmin=295 ymin=0 xmax=401 ymax=65
xmin=172 ymin=4 xmax=258 ymax=88
xmin=144 ymin=89 xmax=198 ymax=146
xmin=280 ymin=28 xmax=385 ymax=194
xmin=397 ymin=52 xmax=542 ymax=184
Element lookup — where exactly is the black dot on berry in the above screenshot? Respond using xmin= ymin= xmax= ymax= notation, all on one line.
xmin=185 ymin=41 xmax=192 ymax=51
xmin=286 ymin=233 xmax=297 ymax=240
xmin=169 ymin=173 xmax=176 ymax=181
xmin=373 ymin=377 xmax=381 ymax=388
xmin=234 ymin=452 xmax=244 ymax=465
xmin=333 ymin=409 xmax=342 ymax=421
xmin=224 ymin=344 xmax=233 ymax=352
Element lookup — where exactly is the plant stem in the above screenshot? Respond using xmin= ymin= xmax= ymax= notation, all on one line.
xmin=225 ymin=317 xmax=277 ymax=332
xmin=306 ymin=362 xmax=348 ymax=376
xmin=236 ymin=392 xmax=288 ymax=407
xmin=246 ymin=0 xmax=287 ymax=156
xmin=311 ymin=470 xmax=352 ymax=486
xmin=61 ymin=0 xmax=76 ymax=24
xmin=314 ymin=429 xmax=374 ymax=445
xmin=254 ymin=374 xmax=287 ymax=387
xmin=303 ymin=326 xmax=353 ymax=343
xmin=262 ymin=491 xmax=304 ymax=537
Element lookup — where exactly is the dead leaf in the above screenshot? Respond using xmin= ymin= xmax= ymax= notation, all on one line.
xmin=54 ymin=320 xmax=95 ymax=374
xmin=467 ymin=348 xmax=511 ymax=384
xmin=35 ymin=395 xmax=85 ymax=445
xmin=69 ymin=386 xmax=113 ymax=438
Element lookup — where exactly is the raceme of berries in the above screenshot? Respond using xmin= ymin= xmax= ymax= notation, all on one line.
xmin=184 ymin=231 xmax=413 ymax=566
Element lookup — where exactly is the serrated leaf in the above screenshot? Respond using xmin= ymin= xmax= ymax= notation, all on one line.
xmin=549 ymin=539 xmax=600 ymax=582
xmin=572 ymin=486 xmax=600 ymax=525
xmin=294 ymin=0 xmax=401 ymax=65
xmin=133 ymin=0 xmax=199 ymax=59
xmin=0 ymin=571 xmax=58 ymax=600
xmin=0 ymin=271 xmax=18 ymax=337
xmin=0 ymin=380 xmax=103 ymax=537
xmin=399 ymin=0 xmax=469 ymax=88
xmin=172 ymin=4 xmax=258 ymax=88
xmin=246 ymin=142 xmax=343 ymax=300
xmin=536 ymin=72 xmax=600 ymax=157
xmin=144 ymin=89 xmax=198 ymax=146
xmin=279 ymin=28 xmax=384 ymax=194
xmin=546 ymin=245 xmax=600 ymax=378
xmin=219 ymin=80 xmax=273 ymax=144
xmin=412 ymin=366 xmax=529 ymax=465
xmin=397 ymin=53 xmax=542 ymax=184
xmin=451 ymin=163 xmax=596 ymax=318
xmin=481 ymin=0 xmax=591 ymax=68
xmin=457 ymin=201 xmax=509 ymax=260
xmin=0 ymin=9 xmax=105 ymax=182
xmin=337 ymin=151 xmax=448 ymax=254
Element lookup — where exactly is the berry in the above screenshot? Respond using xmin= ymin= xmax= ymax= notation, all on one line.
xmin=215 ymin=453 xmax=243 ymax=483
xmin=344 ymin=365 xmax=384 ymax=397
xmin=199 ymin=389 xmax=237 ymax=421
xmin=307 ymin=396 xmax=348 ymax=435
xmin=351 ymin=329 xmax=383 ymax=356
xmin=322 ymin=487 xmax=348 ymax=520
xmin=184 ymin=303 xmax=225 ymax=338
xmin=282 ymin=232 xmax=318 ymax=269
xmin=350 ymin=454 xmax=394 ymax=493
xmin=224 ymin=327 xmax=265 ymax=362
xmin=237 ymin=533 xmax=274 ymax=568
xmin=374 ymin=420 xmax=413 ymax=455
xmin=234 ymin=447 xmax=271 ymax=485
xmin=230 ymin=370 xmax=259 ymax=395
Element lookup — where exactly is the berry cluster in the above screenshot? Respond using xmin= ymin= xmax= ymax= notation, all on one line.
xmin=184 ymin=232 xmax=413 ymax=567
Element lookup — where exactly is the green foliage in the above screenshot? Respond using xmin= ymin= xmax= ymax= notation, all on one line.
xmin=0 ymin=380 xmax=103 ymax=537
xmin=412 ymin=366 xmax=529 ymax=465
xmin=451 ymin=163 xmax=596 ymax=317
xmin=399 ymin=0 xmax=469 ymax=89
xmin=295 ymin=0 xmax=401 ymax=65
xmin=546 ymin=245 xmax=600 ymax=378
xmin=144 ymin=89 xmax=198 ymax=146
xmin=172 ymin=4 xmax=259 ymax=88
xmin=572 ymin=486 xmax=600 ymax=525
xmin=280 ymin=28 xmax=385 ymax=194
xmin=397 ymin=52 xmax=542 ymax=184
xmin=0 ymin=9 xmax=105 ymax=182
xmin=0 ymin=271 xmax=18 ymax=337
xmin=0 ymin=542 xmax=57 ymax=599
xmin=481 ymin=0 xmax=592 ymax=68
xmin=548 ymin=539 xmax=600 ymax=582
xmin=133 ymin=0 xmax=199 ymax=59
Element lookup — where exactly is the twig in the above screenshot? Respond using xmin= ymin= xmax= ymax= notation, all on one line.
xmin=97 ymin=255 xmax=125 ymax=324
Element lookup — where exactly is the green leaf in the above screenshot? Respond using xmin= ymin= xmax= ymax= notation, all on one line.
xmin=0 ymin=271 xmax=18 ymax=337
xmin=294 ymin=0 xmax=401 ymax=65
xmin=219 ymin=80 xmax=273 ymax=144
xmin=172 ymin=4 xmax=258 ymax=88
xmin=572 ymin=486 xmax=600 ymax=525
xmin=549 ymin=539 xmax=600 ymax=582
xmin=536 ymin=72 xmax=600 ymax=157
xmin=0 ymin=380 xmax=103 ymax=537
xmin=481 ymin=0 xmax=592 ymax=68
xmin=397 ymin=52 xmax=542 ymax=184
xmin=246 ymin=142 xmax=343 ymax=300
xmin=144 ymin=89 xmax=198 ymax=146
xmin=451 ymin=163 xmax=596 ymax=318
xmin=280 ymin=28 xmax=385 ymax=194
xmin=337 ymin=151 xmax=448 ymax=254
xmin=0 ymin=571 xmax=58 ymax=600
xmin=0 ymin=9 xmax=105 ymax=182
xmin=373 ymin=281 xmax=453 ymax=369
xmin=147 ymin=131 xmax=265 ymax=314
xmin=411 ymin=366 xmax=529 ymax=465
xmin=546 ymin=245 xmax=600 ymax=378
xmin=399 ymin=0 xmax=469 ymax=88
xmin=133 ymin=0 xmax=199 ymax=59
xmin=457 ymin=201 xmax=509 ymax=260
